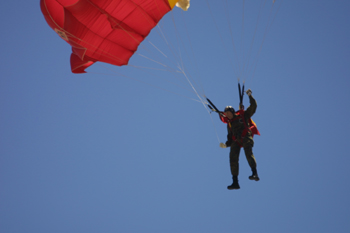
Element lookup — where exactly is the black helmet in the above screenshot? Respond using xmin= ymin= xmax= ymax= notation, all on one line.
xmin=224 ymin=106 xmax=235 ymax=113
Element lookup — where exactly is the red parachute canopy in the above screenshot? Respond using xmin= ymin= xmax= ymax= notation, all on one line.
xmin=40 ymin=0 xmax=180 ymax=73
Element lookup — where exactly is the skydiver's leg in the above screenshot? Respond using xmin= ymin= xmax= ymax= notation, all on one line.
xmin=243 ymin=140 xmax=257 ymax=169
xmin=228 ymin=142 xmax=241 ymax=190
xmin=229 ymin=142 xmax=241 ymax=176
xmin=243 ymin=138 xmax=259 ymax=181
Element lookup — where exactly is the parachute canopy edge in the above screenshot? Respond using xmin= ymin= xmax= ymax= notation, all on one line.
xmin=70 ymin=53 xmax=95 ymax=74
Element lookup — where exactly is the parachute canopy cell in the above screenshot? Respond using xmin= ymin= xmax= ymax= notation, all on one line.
xmin=40 ymin=0 xmax=189 ymax=73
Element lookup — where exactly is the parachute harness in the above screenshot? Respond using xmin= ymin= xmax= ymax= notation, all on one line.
xmin=206 ymin=82 xmax=258 ymax=146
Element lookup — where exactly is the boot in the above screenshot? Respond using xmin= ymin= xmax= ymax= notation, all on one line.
xmin=249 ymin=168 xmax=260 ymax=181
xmin=227 ymin=176 xmax=240 ymax=190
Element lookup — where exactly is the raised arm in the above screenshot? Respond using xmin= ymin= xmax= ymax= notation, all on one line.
xmin=245 ymin=89 xmax=257 ymax=118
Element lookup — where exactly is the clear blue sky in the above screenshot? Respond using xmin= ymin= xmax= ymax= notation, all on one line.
xmin=1 ymin=1 xmax=350 ymax=232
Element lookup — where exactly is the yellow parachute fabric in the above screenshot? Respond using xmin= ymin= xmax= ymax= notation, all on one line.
xmin=168 ymin=0 xmax=190 ymax=11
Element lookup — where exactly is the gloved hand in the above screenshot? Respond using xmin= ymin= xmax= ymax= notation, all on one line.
xmin=246 ymin=89 xmax=252 ymax=96
xmin=220 ymin=142 xmax=227 ymax=148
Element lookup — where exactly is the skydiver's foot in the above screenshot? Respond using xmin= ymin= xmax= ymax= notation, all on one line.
xmin=249 ymin=168 xmax=260 ymax=181
xmin=249 ymin=174 xmax=260 ymax=181
xmin=227 ymin=182 xmax=240 ymax=190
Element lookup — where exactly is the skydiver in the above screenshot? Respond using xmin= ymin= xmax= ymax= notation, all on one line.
xmin=219 ymin=89 xmax=260 ymax=190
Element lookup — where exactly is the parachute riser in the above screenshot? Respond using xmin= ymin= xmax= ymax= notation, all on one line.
xmin=207 ymin=82 xmax=245 ymax=115
xmin=206 ymin=98 xmax=220 ymax=113
xmin=206 ymin=97 xmax=225 ymax=117
xmin=238 ymin=82 xmax=245 ymax=109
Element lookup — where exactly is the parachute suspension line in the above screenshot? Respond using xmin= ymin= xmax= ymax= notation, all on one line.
xmin=241 ymin=0 xmax=266 ymax=83
xmin=178 ymin=65 xmax=207 ymax=108
xmin=135 ymin=53 xmax=169 ymax=68
xmin=179 ymin=10 xmax=206 ymax=98
xmin=153 ymin=0 xmax=199 ymax=91
xmin=127 ymin=15 xmax=199 ymax=93
xmin=135 ymin=37 xmax=184 ymax=76
xmin=150 ymin=12 xmax=192 ymax=88
xmin=240 ymin=0 xmax=245 ymax=80
xmin=129 ymin=57 xmax=205 ymax=95
xmin=269 ymin=0 xmax=284 ymax=32
xmin=126 ymin=5 xmax=214 ymax=97
xmin=138 ymin=47 xmax=192 ymax=90
xmin=150 ymin=22 xmax=185 ymax=72
xmin=127 ymin=39 xmax=181 ymax=74
xmin=132 ymin=51 xmax=191 ymax=85
xmin=166 ymin=10 xmax=207 ymax=102
xmin=129 ymin=63 xmax=200 ymax=94
xmin=208 ymin=111 xmax=222 ymax=143
xmin=217 ymin=0 xmax=281 ymax=84
xmin=169 ymin=11 xmax=199 ymax=89
xmin=153 ymin=19 xmax=197 ymax=84
xmin=178 ymin=49 xmax=186 ymax=76
xmin=171 ymin=16 xmax=207 ymax=106
xmin=246 ymin=0 xmax=269 ymax=82
xmin=222 ymin=0 xmax=242 ymax=81
xmin=92 ymin=64 xmax=203 ymax=103
xmin=247 ymin=0 xmax=269 ymax=82
xmin=204 ymin=97 xmax=223 ymax=143
xmin=249 ymin=0 xmax=283 ymax=83
xmin=156 ymin=24 xmax=170 ymax=46
xmin=205 ymin=0 xmax=238 ymax=79
xmin=138 ymin=27 xmax=180 ymax=69
xmin=129 ymin=26 xmax=209 ymax=97
xmin=154 ymin=13 xmax=182 ymax=70
xmin=147 ymin=40 xmax=168 ymax=59
xmin=127 ymin=57 xmax=181 ymax=74
xmin=127 ymin=65 xmax=181 ymax=73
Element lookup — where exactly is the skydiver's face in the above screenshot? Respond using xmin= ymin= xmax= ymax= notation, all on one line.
xmin=224 ymin=111 xmax=234 ymax=120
